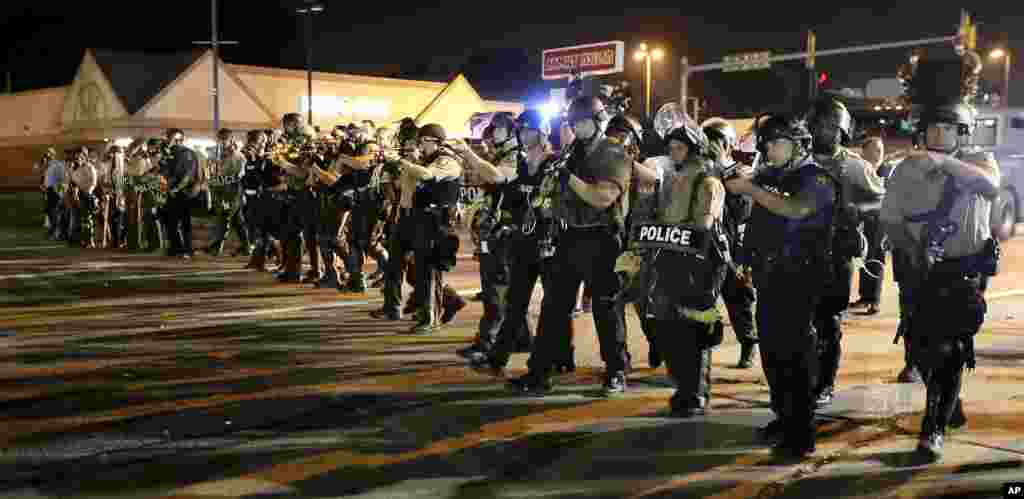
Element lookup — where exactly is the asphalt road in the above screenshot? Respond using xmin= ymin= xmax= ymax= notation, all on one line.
xmin=2 ymin=224 xmax=1024 ymax=499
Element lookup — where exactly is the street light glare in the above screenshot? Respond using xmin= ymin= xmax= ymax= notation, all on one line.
xmin=651 ymin=48 xmax=664 ymax=60
xmin=634 ymin=51 xmax=646 ymax=61
xmin=990 ymin=48 xmax=1006 ymax=60
xmin=640 ymin=43 xmax=648 ymax=51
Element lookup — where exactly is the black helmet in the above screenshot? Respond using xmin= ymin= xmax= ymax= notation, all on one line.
xmin=605 ymin=114 xmax=644 ymax=149
xmin=567 ymin=95 xmax=607 ymax=125
xmin=918 ymin=103 xmax=975 ymax=136
xmin=806 ymin=97 xmax=853 ymax=144
xmin=665 ymin=113 xmax=709 ymax=156
xmin=754 ymin=113 xmax=812 ymax=155
xmin=481 ymin=123 xmax=496 ymax=141
xmin=490 ymin=112 xmax=518 ymax=132
xmin=701 ymin=117 xmax=738 ymax=149
xmin=282 ymin=113 xmax=303 ymax=126
xmin=516 ymin=109 xmax=551 ymax=138
xmin=418 ymin=123 xmax=446 ymax=142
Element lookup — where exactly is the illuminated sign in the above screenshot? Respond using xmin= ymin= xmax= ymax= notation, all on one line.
xmin=298 ymin=96 xmax=391 ymax=118
xmin=542 ymin=41 xmax=625 ymax=80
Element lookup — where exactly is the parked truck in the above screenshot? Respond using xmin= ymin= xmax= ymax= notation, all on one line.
xmin=971 ymin=105 xmax=1024 ymax=240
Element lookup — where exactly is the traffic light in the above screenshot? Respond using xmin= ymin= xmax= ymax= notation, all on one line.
xmin=819 ymin=72 xmax=829 ymax=84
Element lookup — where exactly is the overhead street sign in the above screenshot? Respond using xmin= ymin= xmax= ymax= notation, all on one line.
xmin=722 ymin=51 xmax=772 ymax=72
xmin=542 ymin=41 xmax=625 ymax=80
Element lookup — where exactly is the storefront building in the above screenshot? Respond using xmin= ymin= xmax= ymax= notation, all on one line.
xmin=0 ymin=48 xmax=522 ymax=189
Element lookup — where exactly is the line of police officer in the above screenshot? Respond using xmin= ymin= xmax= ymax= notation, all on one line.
xmin=454 ymin=49 xmax=997 ymax=460
xmin=229 ymin=114 xmax=463 ymax=333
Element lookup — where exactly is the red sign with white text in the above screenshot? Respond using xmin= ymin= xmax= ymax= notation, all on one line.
xmin=542 ymin=41 xmax=625 ymax=80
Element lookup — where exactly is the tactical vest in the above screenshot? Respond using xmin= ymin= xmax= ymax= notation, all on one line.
xmin=556 ymin=139 xmax=630 ymax=230
xmin=745 ymin=162 xmax=833 ymax=267
xmin=241 ymin=154 xmax=265 ymax=193
xmin=413 ymin=152 xmax=461 ymax=209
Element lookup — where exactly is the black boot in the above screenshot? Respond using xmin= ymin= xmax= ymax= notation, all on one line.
xmin=917 ymin=381 xmax=946 ymax=462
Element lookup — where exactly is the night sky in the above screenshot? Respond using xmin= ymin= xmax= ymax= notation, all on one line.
xmin=2 ymin=2 xmax=1022 ymax=117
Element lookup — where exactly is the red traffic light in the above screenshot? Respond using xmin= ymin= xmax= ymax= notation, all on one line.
xmin=818 ymin=72 xmax=828 ymax=84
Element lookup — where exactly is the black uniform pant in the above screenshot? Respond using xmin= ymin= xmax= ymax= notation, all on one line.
xmin=858 ymin=213 xmax=887 ymax=305
xmin=489 ymin=235 xmax=549 ymax=367
xmin=243 ymin=193 xmax=268 ymax=253
xmin=909 ymin=270 xmax=985 ymax=438
xmin=383 ymin=214 xmax=416 ymax=313
xmin=755 ymin=261 xmax=822 ymax=447
xmin=721 ymin=267 xmax=758 ymax=345
xmin=412 ymin=211 xmax=448 ymax=325
xmin=528 ymin=227 xmax=628 ymax=376
xmin=284 ymin=190 xmax=318 ymax=242
xmin=161 ymin=193 xmax=193 ymax=256
xmin=476 ymin=238 xmax=512 ymax=351
xmin=345 ymin=200 xmax=381 ymax=278
xmin=892 ymin=248 xmax=920 ymax=366
xmin=814 ymin=260 xmax=853 ymax=395
xmin=654 ymin=318 xmax=713 ymax=410
xmin=45 ymin=188 xmax=62 ymax=237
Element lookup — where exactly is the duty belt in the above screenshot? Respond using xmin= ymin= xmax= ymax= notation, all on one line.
xmin=244 ymin=189 xmax=259 ymax=196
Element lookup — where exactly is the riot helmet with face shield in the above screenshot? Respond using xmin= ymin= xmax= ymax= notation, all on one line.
xmin=567 ymin=96 xmax=609 ymax=142
xmin=515 ymin=109 xmax=551 ymax=149
xmin=806 ymin=97 xmax=853 ymax=155
xmin=754 ymin=113 xmax=812 ymax=169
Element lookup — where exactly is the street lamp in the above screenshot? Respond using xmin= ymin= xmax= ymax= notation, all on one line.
xmin=634 ymin=43 xmax=663 ymax=119
xmin=989 ymin=48 xmax=1012 ymax=107
xmin=296 ymin=2 xmax=325 ymax=126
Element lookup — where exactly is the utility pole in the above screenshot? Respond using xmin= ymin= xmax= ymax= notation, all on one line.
xmin=193 ymin=0 xmax=238 ymax=137
xmin=296 ymin=2 xmax=324 ymax=127
xmin=679 ymin=16 xmax=966 ymax=113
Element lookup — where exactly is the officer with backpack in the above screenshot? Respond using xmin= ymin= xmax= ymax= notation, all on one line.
xmin=620 ymin=112 xmax=728 ymax=417
xmin=805 ymin=97 xmax=886 ymax=407
xmin=882 ymin=51 xmax=1000 ymax=461
xmin=727 ymin=113 xmax=836 ymax=459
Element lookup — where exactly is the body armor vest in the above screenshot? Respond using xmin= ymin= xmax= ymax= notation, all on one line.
xmin=413 ymin=151 xmax=462 ymax=209
xmin=746 ymin=162 xmax=833 ymax=266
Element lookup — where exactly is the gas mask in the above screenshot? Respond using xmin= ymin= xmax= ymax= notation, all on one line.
xmin=811 ymin=120 xmax=841 ymax=156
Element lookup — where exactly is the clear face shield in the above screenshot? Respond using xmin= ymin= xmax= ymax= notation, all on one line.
xmin=571 ymin=118 xmax=598 ymax=141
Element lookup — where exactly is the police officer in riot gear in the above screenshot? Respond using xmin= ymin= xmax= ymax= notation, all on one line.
xmin=336 ymin=121 xmax=387 ymax=292
xmin=241 ymin=130 xmax=279 ymax=271
xmin=882 ymin=52 xmax=998 ymax=460
xmin=207 ymin=129 xmax=250 ymax=256
xmin=509 ymin=95 xmax=631 ymax=396
xmin=806 ymin=97 xmax=885 ymax=407
xmin=466 ymin=113 xmax=520 ymax=348
xmin=622 ymin=113 xmax=727 ymax=417
xmin=703 ymin=117 xmax=759 ymax=368
xmin=727 ymin=114 xmax=834 ymax=458
xmin=272 ymin=113 xmax=319 ymax=282
xmin=372 ymin=121 xmax=421 ymax=320
xmin=455 ymin=109 xmax=570 ymax=372
xmin=453 ymin=114 xmax=532 ymax=361
xmin=620 ymin=113 xmax=666 ymax=368
xmin=382 ymin=123 xmax=463 ymax=334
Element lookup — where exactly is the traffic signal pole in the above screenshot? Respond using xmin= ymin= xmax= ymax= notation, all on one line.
xmin=679 ymin=34 xmax=961 ymax=111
